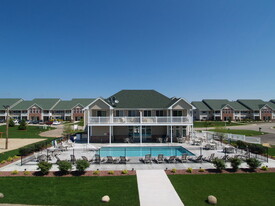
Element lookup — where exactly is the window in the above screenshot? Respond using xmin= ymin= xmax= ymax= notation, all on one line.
xmin=144 ymin=110 xmax=151 ymax=117
xmin=115 ymin=110 xmax=124 ymax=117
xmin=173 ymin=110 xmax=182 ymax=116
xmin=97 ymin=111 xmax=106 ymax=116
xmin=128 ymin=110 xmax=139 ymax=117
xmin=156 ymin=110 xmax=164 ymax=116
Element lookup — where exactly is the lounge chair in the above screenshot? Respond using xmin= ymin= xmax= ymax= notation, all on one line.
xmin=119 ymin=156 xmax=129 ymax=164
xmin=165 ymin=156 xmax=176 ymax=163
xmin=93 ymin=154 xmax=103 ymax=164
xmin=37 ymin=154 xmax=47 ymax=162
xmin=70 ymin=155 xmax=76 ymax=164
xmin=203 ymin=153 xmax=215 ymax=162
xmin=140 ymin=154 xmax=152 ymax=164
xmin=55 ymin=155 xmax=61 ymax=164
xmin=189 ymin=155 xmax=203 ymax=163
xmin=176 ymin=153 xmax=188 ymax=163
xmin=106 ymin=156 xmax=118 ymax=164
xmin=221 ymin=155 xmax=229 ymax=161
xmin=82 ymin=156 xmax=89 ymax=162
xmin=154 ymin=154 xmax=164 ymax=164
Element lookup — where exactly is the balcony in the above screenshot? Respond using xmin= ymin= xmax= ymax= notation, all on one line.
xmin=88 ymin=116 xmax=192 ymax=125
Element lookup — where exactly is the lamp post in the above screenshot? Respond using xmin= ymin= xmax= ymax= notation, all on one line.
xmin=3 ymin=105 xmax=10 ymax=149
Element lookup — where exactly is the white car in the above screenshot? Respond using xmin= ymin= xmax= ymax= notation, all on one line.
xmin=52 ymin=121 xmax=61 ymax=125
xmin=13 ymin=119 xmax=19 ymax=124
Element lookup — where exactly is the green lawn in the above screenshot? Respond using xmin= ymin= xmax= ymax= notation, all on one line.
xmin=268 ymin=146 xmax=275 ymax=156
xmin=0 ymin=176 xmax=139 ymax=206
xmin=194 ymin=121 xmax=246 ymax=128
xmin=0 ymin=125 xmax=53 ymax=139
xmin=169 ymin=173 xmax=275 ymax=206
xmin=208 ymin=129 xmax=265 ymax=136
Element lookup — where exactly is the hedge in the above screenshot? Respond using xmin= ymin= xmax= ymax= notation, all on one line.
xmin=19 ymin=138 xmax=56 ymax=156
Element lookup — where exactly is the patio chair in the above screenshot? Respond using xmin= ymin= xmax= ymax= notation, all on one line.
xmin=70 ymin=155 xmax=76 ymax=164
xmin=106 ymin=156 xmax=118 ymax=164
xmin=119 ymin=156 xmax=129 ymax=164
xmin=203 ymin=153 xmax=215 ymax=162
xmin=189 ymin=155 xmax=203 ymax=163
xmin=93 ymin=154 xmax=103 ymax=164
xmin=221 ymin=155 xmax=229 ymax=161
xmin=176 ymin=153 xmax=188 ymax=163
xmin=54 ymin=154 xmax=61 ymax=164
xmin=82 ymin=156 xmax=90 ymax=162
xmin=203 ymin=144 xmax=211 ymax=150
xmin=37 ymin=154 xmax=47 ymax=162
xmin=165 ymin=156 xmax=176 ymax=163
xmin=140 ymin=154 xmax=152 ymax=164
xmin=154 ymin=154 xmax=164 ymax=164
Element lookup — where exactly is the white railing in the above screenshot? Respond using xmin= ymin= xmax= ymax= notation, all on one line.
xmin=88 ymin=116 xmax=192 ymax=124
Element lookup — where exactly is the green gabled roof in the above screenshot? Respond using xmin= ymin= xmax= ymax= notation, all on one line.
xmin=202 ymin=99 xmax=229 ymax=110
xmin=228 ymin=101 xmax=250 ymax=111
xmin=237 ymin=99 xmax=267 ymax=110
xmin=265 ymin=102 xmax=275 ymax=110
xmin=270 ymin=100 xmax=275 ymax=104
xmin=32 ymin=98 xmax=60 ymax=110
xmin=0 ymin=98 xmax=22 ymax=110
xmin=53 ymin=99 xmax=95 ymax=110
xmin=107 ymin=90 xmax=175 ymax=108
xmin=12 ymin=100 xmax=36 ymax=110
xmin=191 ymin=101 xmax=211 ymax=111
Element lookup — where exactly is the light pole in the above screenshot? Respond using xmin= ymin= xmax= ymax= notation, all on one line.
xmin=3 ymin=105 xmax=10 ymax=149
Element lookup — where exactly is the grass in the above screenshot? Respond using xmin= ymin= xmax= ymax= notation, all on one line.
xmin=208 ymin=129 xmax=265 ymax=136
xmin=0 ymin=176 xmax=139 ymax=206
xmin=0 ymin=125 xmax=53 ymax=139
xmin=268 ymin=146 xmax=275 ymax=156
xmin=194 ymin=121 xmax=246 ymax=128
xmin=169 ymin=173 xmax=275 ymax=206
xmin=0 ymin=149 xmax=20 ymax=162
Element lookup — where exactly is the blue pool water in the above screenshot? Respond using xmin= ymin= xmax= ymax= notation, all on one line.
xmin=98 ymin=146 xmax=195 ymax=157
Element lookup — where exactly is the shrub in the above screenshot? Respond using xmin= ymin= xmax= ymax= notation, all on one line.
xmin=199 ymin=168 xmax=205 ymax=172
xmin=245 ymin=158 xmax=261 ymax=170
xmin=186 ymin=168 xmax=193 ymax=173
xmin=37 ymin=161 xmax=52 ymax=175
xmin=11 ymin=170 xmax=18 ymax=175
xmin=108 ymin=170 xmax=114 ymax=175
xmin=229 ymin=157 xmax=242 ymax=171
xmin=171 ymin=168 xmax=177 ymax=173
xmin=0 ymin=160 xmax=6 ymax=164
xmin=24 ymin=171 xmax=31 ymax=175
xmin=18 ymin=119 xmax=27 ymax=130
xmin=212 ymin=158 xmax=226 ymax=171
xmin=57 ymin=161 xmax=72 ymax=174
xmin=19 ymin=139 xmax=56 ymax=156
xmin=248 ymin=144 xmax=266 ymax=155
xmin=7 ymin=157 xmax=13 ymax=162
xmin=236 ymin=140 xmax=248 ymax=149
xmin=121 ymin=170 xmax=128 ymax=174
xmin=76 ymin=160 xmax=90 ymax=173
xmin=9 ymin=119 xmax=15 ymax=127
xmin=261 ymin=165 xmax=268 ymax=171
xmin=13 ymin=155 xmax=20 ymax=159
xmin=93 ymin=170 xmax=100 ymax=175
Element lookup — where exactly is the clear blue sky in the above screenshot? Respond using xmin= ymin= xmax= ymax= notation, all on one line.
xmin=0 ymin=0 xmax=274 ymax=101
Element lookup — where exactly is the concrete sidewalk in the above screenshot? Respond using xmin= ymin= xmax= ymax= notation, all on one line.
xmin=137 ymin=170 xmax=184 ymax=206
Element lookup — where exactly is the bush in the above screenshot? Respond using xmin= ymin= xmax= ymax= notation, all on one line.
xmin=248 ymin=144 xmax=266 ymax=155
xmin=229 ymin=157 xmax=242 ymax=171
xmin=7 ymin=157 xmax=13 ymax=162
xmin=9 ymin=119 xmax=15 ymax=127
xmin=13 ymin=155 xmax=20 ymax=159
xmin=18 ymin=119 xmax=27 ymax=130
xmin=236 ymin=140 xmax=248 ymax=149
xmin=19 ymin=139 xmax=55 ymax=156
xmin=186 ymin=168 xmax=193 ymax=173
xmin=108 ymin=170 xmax=114 ymax=175
xmin=171 ymin=168 xmax=177 ymax=173
xmin=212 ymin=158 xmax=226 ymax=171
xmin=24 ymin=171 xmax=31 ymax=175
xmin=121 ymin=170 xmax=128 ymax=174
xmin=0 ymin=160 xmax=6 ymax=164
xmin=93 ymin=170 xmax=100 ymax=175
xmin=57 ymin=161 xmax=72 ymax=174
xmin=198 ymin=168 xmax=205 ymax=172
xmin=11 ymin=170 xmax=18 ymax=175
xmin=76 ymin=160 xmax=90 ymax=173
xmin=37 ymin=161 xmax=52 ymax=175
xmin=245 ymin=158 xmax=261 ymax=170
xmin=261 ymin=165 xmax=268 ymax=171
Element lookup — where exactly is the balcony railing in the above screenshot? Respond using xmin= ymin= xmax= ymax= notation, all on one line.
xmin=88 ymin=116 xmax=192 ymax=124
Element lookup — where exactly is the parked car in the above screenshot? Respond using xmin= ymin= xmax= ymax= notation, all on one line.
xmin=0 ymin=119 xmax=5 ymax=123
xmin=52 ymin=121 xmax=61 ymax=125
xmin=45 ymin=121 xmax=53 ymax=125
xmin=13 ymin=119 xmax=19 ymax=124
xmin=32 ymin=120 xmax=39 ymax=124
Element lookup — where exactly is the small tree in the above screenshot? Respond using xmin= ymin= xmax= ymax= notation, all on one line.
xmin=212 ymin=158 xmax=226 ymax=171
xmin=76 ymin=159 xmax=90 ymax=173
xmin=246 ymin=158 xmax=261 ymax=171
xmin=37 ymin=161 xmax=52 ymax=175
xmin=62 ymin=124 xmax=73 ymax=140
xmin=229 ymin=157 xmax=242 ymax=171
xmin=18 ymin=119 xmax=27 ymax=130
xmin=9 ymin=119 xmax=15 ymax=127
xmin=57 ymin=160 xmax=72 ymax=174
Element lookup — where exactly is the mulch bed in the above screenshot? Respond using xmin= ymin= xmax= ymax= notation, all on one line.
xmin=165 ymin=168 xmax=275 ymax=175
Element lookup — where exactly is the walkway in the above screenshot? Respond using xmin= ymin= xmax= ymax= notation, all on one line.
xmin=136 ymin=170 xmax=184 ymax=206
xmin=39 ymin=125 xmax=63 ymax=138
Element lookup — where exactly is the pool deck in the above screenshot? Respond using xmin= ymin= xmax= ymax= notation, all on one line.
xmin=1 ymin=142 xmax=275 ymax=171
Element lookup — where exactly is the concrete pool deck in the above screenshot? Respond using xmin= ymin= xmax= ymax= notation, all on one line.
xmin=1 ymin=142 xmax=275 ymax=171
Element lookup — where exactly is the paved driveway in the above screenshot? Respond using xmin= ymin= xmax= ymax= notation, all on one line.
xmin=39 ymin=125 xmax=64 ymax=138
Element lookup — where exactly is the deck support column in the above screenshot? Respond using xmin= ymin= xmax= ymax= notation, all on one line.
xmin=109 ymin=126 xmax=112 ymax=144
xmin=87 ymin=126 xmax=90 ymax=144
xmin=170 ymin=125 xmax=173 ymax=143
xmin=140 ymin=125 xmax=142 ymax=144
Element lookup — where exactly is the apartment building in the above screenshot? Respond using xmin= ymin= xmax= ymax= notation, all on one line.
xmin=0 ymin=98 xmax=23 ymax=121
xmin=83 ymin=90 xmax=194 ymax=143
xmin=191 ymin=101 xmax=212 ymax=121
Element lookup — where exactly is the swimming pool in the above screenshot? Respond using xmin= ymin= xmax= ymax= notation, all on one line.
xmin=97 ymin=146 xmax=195 ymax=157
